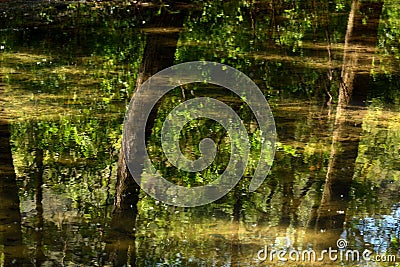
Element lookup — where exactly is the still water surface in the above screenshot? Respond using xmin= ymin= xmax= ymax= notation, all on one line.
xmin=1 ymin=0 xmax=400 ymax=266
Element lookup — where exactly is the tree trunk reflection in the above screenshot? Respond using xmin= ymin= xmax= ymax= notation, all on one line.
xmin=106 ymin=6 xmax=187 ymax=266
xmin=311 ymin=0 xmax=383 ymax=248
xmin=0 ymin=119 xmax=27 ymax=266
xmin=33 ymin=148 xmax=45 ymax=266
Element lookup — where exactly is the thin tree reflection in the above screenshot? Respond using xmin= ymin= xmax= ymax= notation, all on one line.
xmin=33 ymin=146 xmax=46 ymax=266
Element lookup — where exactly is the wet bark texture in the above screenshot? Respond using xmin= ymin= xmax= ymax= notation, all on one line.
xmin=107 ymin=5 xmax=187 ymax=266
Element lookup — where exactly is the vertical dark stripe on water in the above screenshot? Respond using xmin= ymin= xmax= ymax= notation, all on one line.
xmin=33 ymin=147 xmax=45 ymax=266
xmin=0 ymin=119 xmax=27 ymax=266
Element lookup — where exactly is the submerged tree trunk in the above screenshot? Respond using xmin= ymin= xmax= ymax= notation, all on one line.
xmin=311 ymin=0 xmax=383 ymax=248
xmin=0 ymin=119 xmax=27 ymax=266
xmin=106 ymin=6 xmax=188 ymax=266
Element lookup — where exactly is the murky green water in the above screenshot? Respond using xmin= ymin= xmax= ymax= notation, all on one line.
xmin=1 ymin=0 xmax=400 ymax=266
